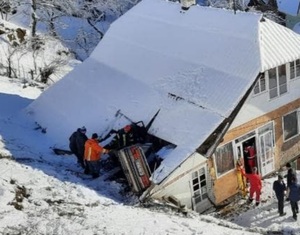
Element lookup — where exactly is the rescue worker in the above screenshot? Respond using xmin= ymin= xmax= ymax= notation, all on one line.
xmin=112 ymin=124 xmax=136 ymax=149
xmin=84 ymin=133 xmax=109 ymax=179
xmin=69 ymin=126 xmax=88 ymax=169
xmin=102 ymin=125 xmax=135 ymax=166
xmin=244 ymin=144 xmax=256 ymax=172
xmin=273 ymin=174 xmax=287 ymax=216
xmin=236 ymin=158 xmax=247 ymax=198
xmin=243 ymin=166 xmax=262 ymax=206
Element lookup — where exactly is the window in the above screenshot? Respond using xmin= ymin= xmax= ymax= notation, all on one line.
xmin=268 ymin=65 xmax=287 ymax=99
xmin=258 ymin=122 xmax=275 ymax=146
xmin=191 ymin=168 xmax=208 ymax=204
xmin=283 ymin=111 xmax=299 ymax=141
xmin=253 ymin=73 xmax=266 ymax=95
xmin=235 ymin=131 xmax=255 ymax=144
xmin=214 ymin=142 xmax=234 ymax=177
xmin=290 ymin=59 xmax=300 ymax=79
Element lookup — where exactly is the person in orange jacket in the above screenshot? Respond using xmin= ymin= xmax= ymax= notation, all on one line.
xmin=84 ymin=133 xmax=109 ymax=179
xmin=243 ymin=166 xmax=262 ymax=206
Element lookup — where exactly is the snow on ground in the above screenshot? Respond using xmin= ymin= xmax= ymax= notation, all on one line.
xmin=0 ymin=75 xmax=300 ymax=234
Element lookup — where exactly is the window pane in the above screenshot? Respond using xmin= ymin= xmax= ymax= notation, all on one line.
xmin=254 ymin=75 xmax=266 ymax=95
xmin=296 ymin=59 xmax=300 ymax=77
xmin=279 ymin=84 xmax=287 ymax=94
xmin=283 ymin=111 xmax=298 ymax=141
xmin=290 ymin=61 xmax=295 ymax=79
xmin=193 ymin=184 xmax=199 ymax=191
xmin=261 ymin=75 xmax=266 ymax=91
xmin=258 ymin=122 xmax=273 ymax=135
xmin=214 ymin=142 xmax=234 ymax=176
xmin=200 ymin=174 xmax=205 ymax=181
xmin=269 ymin=73 xmax=277 ymax=89
xmin=279 ymin=75 xmax=286 ymax=86
xmin=253 ymin=82 xmax=260 ymax=94
xmin=278 ymin=65 xmax=286 ymax=78
xmin=269 ymin=87 xmax=278 ymax=99
xmin=195 ymin=196 xmax=201 ymax=204
xmin=260 ymin=136 xmax=266 ymax=162
xmin=278 ymin=66 xmax=287 ymax=95
xmin=279 ymin=66 xmax=287 ymax=85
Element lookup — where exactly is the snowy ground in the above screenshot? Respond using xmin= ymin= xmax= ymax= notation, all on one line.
xmin=0 ymin=75 xmax=300 ymax=234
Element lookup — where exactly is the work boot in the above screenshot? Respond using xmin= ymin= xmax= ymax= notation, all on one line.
xmin=279 ymin=212 xmax=286 ymax=216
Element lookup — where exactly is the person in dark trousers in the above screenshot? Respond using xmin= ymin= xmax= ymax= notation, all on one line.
xmin=285 ymin=162 xmax=296 ymax=201
xmin=69 ymin=126 xmax=88 ymax=170
xmin=273 ymin=174 xmax=287 ymax=216
xmin=288 ymin=176 xmax=300 ymax=221
xmin=84 ymin=133 xmax=110 ymax=179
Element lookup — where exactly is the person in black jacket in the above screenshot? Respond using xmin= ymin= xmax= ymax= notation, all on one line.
xmin=69 ymin=126 xmax=88 ymax=169
xmin=285 ymin=162 xmax=296 ymax=201
xmin=273 ymin=174 xmax=287 ymax=216
xmin=106 ymin=125 xmax=138 ymax=150
xmin=286 ymin=163 xmax=296 ymax=186
xmin=288 ymin=176 xmax=300 ymax=220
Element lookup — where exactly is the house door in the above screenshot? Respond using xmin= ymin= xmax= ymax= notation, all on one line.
xmin=191 ymin=166 xmax=210 ymax=213
xmin=235 ymin=136 xmax=257 ymax=174
xmin=258 ymin=130 xmax=275 ymax=176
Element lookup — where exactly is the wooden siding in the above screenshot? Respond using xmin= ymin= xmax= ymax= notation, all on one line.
xmin=212 ymin=98 xmax=300 ymax=205
xmin=213 ymin=169 xmax=238 ymax=205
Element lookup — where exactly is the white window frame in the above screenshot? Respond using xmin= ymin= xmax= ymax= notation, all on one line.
xmin=213 ymin=142 xmax=235 ymax=178
xmin=290 ymin=59 xmax=300 ymax=80
xmin=253 ymin=73 xmax=266 ymax=95
xmin=268 ymin=65 xmax=288 ymax=100
xmin=191 ymin=167 xmax=208 ymax=205
xmin=282 ymin=110 xmax=300 ymax=142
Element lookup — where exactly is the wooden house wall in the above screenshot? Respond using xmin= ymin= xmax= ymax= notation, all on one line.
xmin=211 ymin=98 xmax=300 ymax=204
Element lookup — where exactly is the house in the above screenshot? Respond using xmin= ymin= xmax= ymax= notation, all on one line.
xmin=26 ymin=0 xmax=300 ymax=213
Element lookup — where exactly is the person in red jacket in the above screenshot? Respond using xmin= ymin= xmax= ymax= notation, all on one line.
xmin=244 ymin=166 xmax=262 ymax=206
xmin=244 ymin=144 xmax=256 ymax=172
xmin=84 ymin=133 xmax=109 ymax=179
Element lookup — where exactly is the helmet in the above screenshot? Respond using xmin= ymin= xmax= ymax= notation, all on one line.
xmin=124 ymin=125 xmax=132 ymax=132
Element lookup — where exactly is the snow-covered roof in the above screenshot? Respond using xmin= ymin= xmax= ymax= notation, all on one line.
xmin=26 ymin=0 xmax=300 ymax=183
